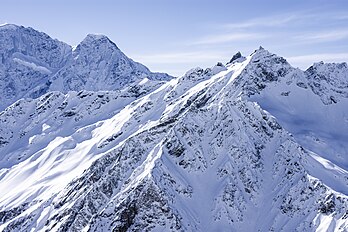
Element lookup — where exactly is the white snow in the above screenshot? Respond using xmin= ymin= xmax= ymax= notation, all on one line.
xmin=138 ymin=77 xmax=149 ymax=85
xmin=13 ymin=58 xmax=52 ymax=74
xmin=42 ymin=123 xmax=51 ymax=132
xmin=0 ymin=33 xmax=347 ymax=231
xmin=0 ymin=23 xmax=18 ymax=30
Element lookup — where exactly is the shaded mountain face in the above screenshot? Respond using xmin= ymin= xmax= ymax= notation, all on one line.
xmin=0 ymin=24 xmax=71 ymax=110
xmin=46 ymin=34 xmax=171 ymax=93
xmin=245 ymin=49 xmax=348 ymax=170
xmin=0 ymin=24 xmax=172 ymax=111
xmin=0 ymin=27 xmax=347 ymax=231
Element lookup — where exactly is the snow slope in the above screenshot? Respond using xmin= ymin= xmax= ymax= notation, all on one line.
xmin=0 ymin=46 xmax=347 ymax=231
xmin=246 ymin=49 xmax=348 ymax=170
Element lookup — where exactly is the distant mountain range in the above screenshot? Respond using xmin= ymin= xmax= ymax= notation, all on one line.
xmin=0 ymin=24 xmax=347 ymax=232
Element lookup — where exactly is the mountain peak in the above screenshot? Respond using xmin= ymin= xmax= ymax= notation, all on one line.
xmin=309 ymin=61 xmax=348 ymax=70
xmin=249 ymin=47 xmax=289 ymax=67
xmin=230 ymin=51 xmax=242 ymax=60
xmin=79 ymin=33 xmax=119 ymax=49
xmin=227 ymin=51 xmax=246 ymax=65
xmin=0 ymin=24 xmax=50 ymax=37
xmin=251 ymin=46 xmax=269 ymax=56
xmin=48 ymin=32 xmax=172 ymax=93
xmin=85 ymin=33 xmax=110 ymax=41
xmin=0 ymin=23 xmax=20 ymax=31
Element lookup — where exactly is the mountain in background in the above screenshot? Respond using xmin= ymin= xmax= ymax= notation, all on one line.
xmin=0 ymin=24 xmax=171 ymax=111
xmin=0 ymin=25 xmax=347 ymax=232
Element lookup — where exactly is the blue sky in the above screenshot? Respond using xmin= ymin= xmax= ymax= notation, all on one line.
xmin=1 ymin=0 xmax=348 ymax=76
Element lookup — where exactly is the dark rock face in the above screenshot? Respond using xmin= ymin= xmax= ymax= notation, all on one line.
xmin=229 ymin=51 xmax=242 ymax=63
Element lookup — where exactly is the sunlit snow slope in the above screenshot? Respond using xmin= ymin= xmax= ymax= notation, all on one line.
xmin=0 ymin=26 xmax=347 ymax=232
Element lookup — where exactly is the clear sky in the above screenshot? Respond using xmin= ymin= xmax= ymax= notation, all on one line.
xmin=1 ymin=0 xmax=348 ymax=76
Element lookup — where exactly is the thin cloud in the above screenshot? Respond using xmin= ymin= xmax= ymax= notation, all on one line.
xmin=132 ymin=51 xmax=229 ymax=64
xmin=287 ymin=53 xmax=348 ymax=69
xmin=220 ymin=11 xmax=348 ymax=30
xmin=191 ymin=11 xmax=326 ymax=46
xmin=294 ymin=30 xmax=348 ymax=43
xmin=192 ymin=33 xmax=266 ymax=45
xmin=222 ymin=15 xmax=298 ymax=29
xmin=220 ymin=11 xmax=324 ymax=30
xmin=334 ymin=14 xmax=348 ymax=20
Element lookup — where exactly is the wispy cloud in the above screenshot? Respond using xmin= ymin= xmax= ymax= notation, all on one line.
xmin=192 ymin=11 xmax=328 ymax=46
xmin=222 ymin=15 xmax=299 ymax=29
xmin=287 ymin=53 xmax=348 ymax=69
xmin=220 ymin=11 xmax=348 ymax=30
xmin=294 ymin=30 xmax=348 ymax=43
xmin=333 ymin=14 xmax=348 ymax=20
xmin=220 ymin=10 xmax=328 ymax=30
xmin=132 ymin=51 xmax=229 ymax=64
xmin=192 ymin=32 xmax=266 ymax=45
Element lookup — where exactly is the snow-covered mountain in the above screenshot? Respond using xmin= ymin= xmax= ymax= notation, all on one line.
xmin=0 ymin=24 xmax=71 ymax=111
xmin=0 ymin=24 xmax=171 ymax=111
xmin=0 ymin=26 xmax=347 ymax=231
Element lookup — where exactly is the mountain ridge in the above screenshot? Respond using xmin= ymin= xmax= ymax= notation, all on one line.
xmin=0 ymin=24 xmax=347 ymax=231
